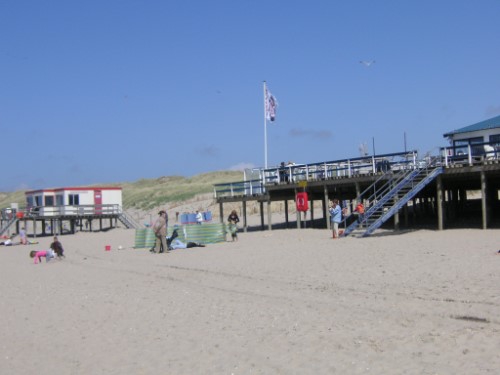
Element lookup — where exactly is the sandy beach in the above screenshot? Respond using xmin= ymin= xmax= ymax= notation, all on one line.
xmin=0 ymin=226 xmax=498 ymax=374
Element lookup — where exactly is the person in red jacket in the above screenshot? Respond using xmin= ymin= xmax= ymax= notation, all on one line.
xmin=354 ymin=201 xmax=365 ymax=223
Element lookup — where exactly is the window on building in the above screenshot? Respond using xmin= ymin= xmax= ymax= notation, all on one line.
xmin=453 ymin=137 xmax=484 ymax=155
xmin=35 ymin=196 xmax=42 ymax=206
xmin=68 ymin=194 xmax=80 ymax=205
xmin=489 ymin=134 xmax=500 ymax=147
xmin=56 ymin=195 xmax=64 ymax=206
xmin=45 ymin=196 xmax=54 ymax=206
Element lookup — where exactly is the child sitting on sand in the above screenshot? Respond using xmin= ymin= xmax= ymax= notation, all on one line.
xmin=30 ymin=250 xmax=55 ymax=264
xmin=50 ymin=236 xmax=65 ymax=258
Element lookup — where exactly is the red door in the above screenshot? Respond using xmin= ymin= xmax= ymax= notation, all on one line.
xmin=94 ymin=190 xmax=102 ymax=214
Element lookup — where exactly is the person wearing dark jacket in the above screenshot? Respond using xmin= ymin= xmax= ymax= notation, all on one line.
xmin=227 ymin=210 xmax=240 ymax=241
xmin=50 ymin=236 xmax=65 ymax=258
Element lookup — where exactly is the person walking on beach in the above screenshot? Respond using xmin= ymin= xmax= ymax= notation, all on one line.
xmin=152 ymin=210 xmax=168 ymax=253
xmin=227 ymin=210 xmax=240 ymax=241
xmin=329 ymin=199 xmax=342 ymax=239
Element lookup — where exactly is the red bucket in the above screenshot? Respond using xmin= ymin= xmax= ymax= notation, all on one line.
xmin=105 ymin=245 xmax=111 ymax=251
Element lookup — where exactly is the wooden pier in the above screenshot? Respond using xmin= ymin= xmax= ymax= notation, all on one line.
xmin=213 ymin=151 xmax=500 ymax=233
xmin=0 ymin=204 xmax=138 ymax=239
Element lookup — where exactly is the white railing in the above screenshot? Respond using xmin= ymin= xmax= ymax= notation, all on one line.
xmin=214 ymin=150 xmax=420 ymax=199
xmin=440 ymin=141 xmax=499 ymax=167
xmin=4 ymin=204 xmax=123 ymax=218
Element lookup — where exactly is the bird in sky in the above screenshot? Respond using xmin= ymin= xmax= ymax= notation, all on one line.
xmin=359 ymin=60 xmax=375 ymax=67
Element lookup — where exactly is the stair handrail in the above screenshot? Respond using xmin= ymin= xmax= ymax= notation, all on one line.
xmin=362 ymin=166 xmax=443 ymax=236
xmin=343 ymin=156 xmax=439 ymax=236
xmin=118 ymin=210 xmax=142 ymax=229
xmin=0 ymin=217 xmax=18 ymax=237
xmin=363 ymin=168 xmax=421 ymax=219
xmin=342 ymin=168 xmax=417 ymax=235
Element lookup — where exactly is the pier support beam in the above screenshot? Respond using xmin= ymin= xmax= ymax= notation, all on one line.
xmin=295 ymin=189 xmax=301 ymax=229
xmin=481 ymin=171 xmax=487 ymax=229
xmin=242 ymin=201 xmax=247 ymax=232
xmin=324 ymin=185 xmax=330 ymax=230
xmin=310 ymin=198 xmax=314 ymax=228
xmin=284 ymin=199 xmax=289 ymax=228
xmin=219 ymin=202 xmax=224 ymax=224
xmin=436 ymin=175 xmax=444 ymax=230
xmin=267 ymin=200 xmax=272 ymax=231
xmin=260 ymin=201 xmax=264 ymax=230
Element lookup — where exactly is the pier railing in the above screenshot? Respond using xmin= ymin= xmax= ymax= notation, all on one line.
xmin=440 ymin=141 xmax=499 ymax=166
xmin=1 ymin=204 xmax=124 ymax=219
xmin=214 ymin=150 xmax=419 ymax=199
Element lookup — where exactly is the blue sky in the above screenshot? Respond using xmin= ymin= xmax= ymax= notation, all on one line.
xmin=1 ymin=0 xmax=499 ymax=192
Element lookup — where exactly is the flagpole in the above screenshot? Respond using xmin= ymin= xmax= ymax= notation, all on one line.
xmin=263 ymin=81 xmax=268 ymax=169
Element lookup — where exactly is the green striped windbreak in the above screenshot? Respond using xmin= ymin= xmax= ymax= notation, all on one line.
xmin=134 ymin=223 xmax=227 ymax=248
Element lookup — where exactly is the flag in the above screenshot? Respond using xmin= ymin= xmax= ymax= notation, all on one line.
xmin=265 ymin=86 xmax=278 ymax=122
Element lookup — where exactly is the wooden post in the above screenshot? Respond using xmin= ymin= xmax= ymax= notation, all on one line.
xmin=436 ymin=175 xmax=443 ymax=231
xmin=295 ymin=189 xmax=301 ymax=229
xmin=403 ymin=203 xmax=408 ymax=227
xmin=310 ymin=198 xmax=314 ymax=228
xmin=324 ymin=184 xmax=330 ymax=230
xmin=242 ymin=201 xmax=247 ymax=233
xmin=284 ymin=199 xmax=289 ymax=228
xmin=267 ymin=200 xmax=272 ymax=231
xmin=481 ymin=171 xmax=487 ymax=229
xmin=391 ymin=179 xmax=399 ymax=231
xmin=260 ymin=201 xmax=265 ymax=230
xmin=219 ymin=202 xmax=224 ymax=224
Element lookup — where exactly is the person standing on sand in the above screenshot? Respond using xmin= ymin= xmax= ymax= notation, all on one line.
xmin=152 ymin=210 xmax=168 ymax=253
xmin=19 ymin=227 xmax=28 ymax=245
xmin=196 ymin=210 xmax=203 ymax=225
xmin=329 ymin=199 xmax=342 ymax=239
xmin=227 ymin=210 xmax=240 ymax=241
xmin=354 ymin=201 xmax=365 ymax=223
